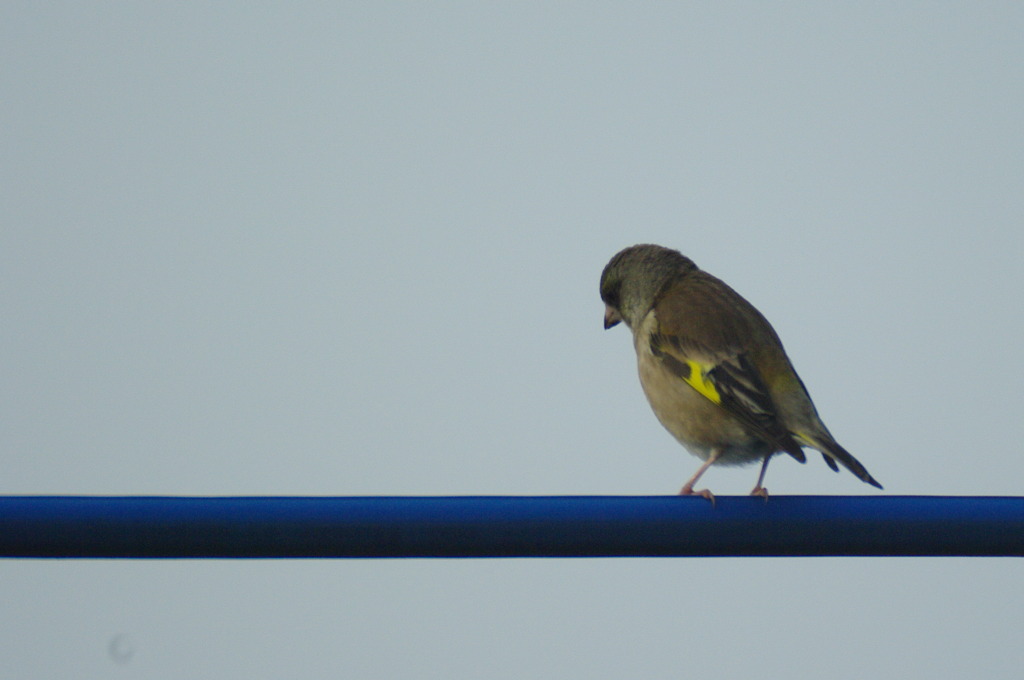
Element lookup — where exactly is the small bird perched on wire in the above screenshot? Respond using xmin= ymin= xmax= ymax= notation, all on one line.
xmin=600 ymin=244 xmax=881 ymax=502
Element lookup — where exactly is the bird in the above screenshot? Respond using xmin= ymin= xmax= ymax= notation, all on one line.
xmin=599 ymin=244 xmax=881 ymax=502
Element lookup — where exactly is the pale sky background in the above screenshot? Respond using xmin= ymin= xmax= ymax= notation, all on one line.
xmin=2 ymin=3 xmax=1023 ymax=678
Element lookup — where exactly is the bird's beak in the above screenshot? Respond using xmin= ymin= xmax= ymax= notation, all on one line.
xmin=603 ymin=305 xmax=622 ymax=330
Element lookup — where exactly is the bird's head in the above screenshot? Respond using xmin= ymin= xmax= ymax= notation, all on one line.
xmin=600 ymin=244 xmax=695 ymax=330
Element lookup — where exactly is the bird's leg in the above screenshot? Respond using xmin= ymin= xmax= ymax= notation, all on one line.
xmin=750 ymin=455 xmax=771 ymax=501
xmin=679 ymin=449 xmax=720 ymax=505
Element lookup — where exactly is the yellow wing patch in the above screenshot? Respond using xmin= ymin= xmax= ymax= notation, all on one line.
xmin=682 ymin=360 xmax=721 ymax=404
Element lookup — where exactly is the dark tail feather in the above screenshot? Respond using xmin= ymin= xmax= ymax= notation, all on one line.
xmin=819 ymin=439 xmax=883 ymax=489
xmin=821 ymin=453 xmax=839 ymax=472
xmin=782 ymin=437 xmax=806 ymax=463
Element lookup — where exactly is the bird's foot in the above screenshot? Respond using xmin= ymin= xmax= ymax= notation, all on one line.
xmin=749 ymin=485 xmax=769 ymax=502
xmin=679 ymin=484 xmax=716 ymax=506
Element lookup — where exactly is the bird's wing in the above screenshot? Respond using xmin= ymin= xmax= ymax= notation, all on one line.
xmin=648 ymin=273 xmax=806 ymax=462
xmin=648 ymin=333 xmax=806 ymax=462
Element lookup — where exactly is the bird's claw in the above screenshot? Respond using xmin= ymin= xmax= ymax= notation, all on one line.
xmin=680 ymin=485 xmax=716 ymax=506
xmin=750 ymin=486 xmax=770 ymax=502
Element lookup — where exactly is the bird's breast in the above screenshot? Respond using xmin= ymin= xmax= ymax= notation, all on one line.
xmin=633 ymin=322 xmax=769 ymax=465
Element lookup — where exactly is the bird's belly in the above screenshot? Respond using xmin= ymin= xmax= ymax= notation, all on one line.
xmin=637 ymin=353 xmax=769 ymax=466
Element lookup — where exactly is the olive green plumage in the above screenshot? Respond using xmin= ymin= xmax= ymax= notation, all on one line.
xmin=600 ymin=244 xmax=881 ymax=499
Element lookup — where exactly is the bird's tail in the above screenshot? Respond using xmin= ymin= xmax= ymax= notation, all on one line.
xmin=804 ymin=435 xmax=883 ymax=490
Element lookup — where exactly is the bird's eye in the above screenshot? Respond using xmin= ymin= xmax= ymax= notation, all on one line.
xmin=601 ymin=283 xmax=621 ymax=308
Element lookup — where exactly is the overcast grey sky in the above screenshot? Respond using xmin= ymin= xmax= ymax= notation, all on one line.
xmin=2 ymin=3 xmax=1023 ymax=678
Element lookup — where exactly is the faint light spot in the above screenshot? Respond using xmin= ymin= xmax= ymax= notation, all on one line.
xmin=108 ymin=634 xmax=135 ymax=664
